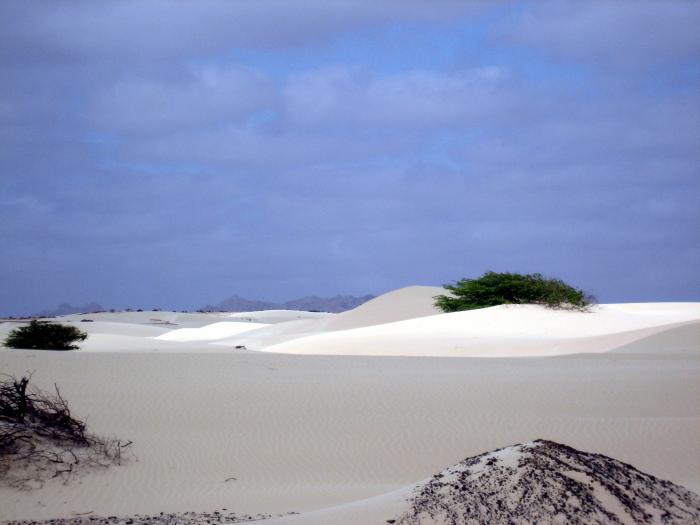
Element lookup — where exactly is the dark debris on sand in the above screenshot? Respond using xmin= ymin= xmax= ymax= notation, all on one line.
xmin=392 ymin=439 xmax=700 ymax=525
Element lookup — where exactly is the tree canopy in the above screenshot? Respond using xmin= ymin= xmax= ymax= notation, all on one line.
xmin=4 ymin=320 xmax=88 ymax=350
xmin=434 ymin=271 xmax=593 ymax=312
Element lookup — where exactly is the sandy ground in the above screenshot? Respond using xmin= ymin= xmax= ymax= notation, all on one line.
xmin=0 ymin=350 xmax=698 ymax=523
xmin=1 ymin=292 xmax=699 ymax=523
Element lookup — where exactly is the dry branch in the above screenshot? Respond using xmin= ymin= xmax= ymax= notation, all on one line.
xmin=0 ymin=374 xmax=132 ymax=490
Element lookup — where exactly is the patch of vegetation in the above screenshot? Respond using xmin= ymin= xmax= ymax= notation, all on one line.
xmin=4 ymin=320 xmax=87 ymax=350
xmin=0 ymin=374 xmax=131 ymax=490
xmin=434 ymin=271 xmax=593 ymax=312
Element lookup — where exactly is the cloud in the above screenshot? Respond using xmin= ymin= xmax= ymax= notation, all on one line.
xmin=91 ymin=65 xmax=274 ymax=134
xmin=504 ymin=1 xmax=700 ymax=72
xmin=0 ymin=1 xmax=476 ymax=65
xmin=283 ymin=66 xmax=512 ymax=128
xmin=1 ymin=1 xmax=699 ymax=315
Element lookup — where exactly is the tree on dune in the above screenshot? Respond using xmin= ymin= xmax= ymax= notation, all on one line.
xmin=4 ymin=320 xmax=87 ymax=350
xmin=434 ymin=271 xmax=594 ymax=312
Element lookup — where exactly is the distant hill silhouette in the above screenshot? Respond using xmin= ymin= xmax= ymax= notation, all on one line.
xmin=30 ymin=294 xmax=374 ymax=318
xmin=202 ymin=294 xmax=375 ymax=313
xmin=35 ymin=302 xmax=105 ymax=317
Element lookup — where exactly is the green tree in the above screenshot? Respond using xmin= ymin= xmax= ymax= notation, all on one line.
xmin=4 ymin=320 xmax=88 ymax=350
xmin=434 ymin=271 xmax=593 ymax=312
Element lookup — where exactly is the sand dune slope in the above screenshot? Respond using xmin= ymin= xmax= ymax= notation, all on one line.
xmin=0 ymin=320 xmax=173 ymax=345
xmin=611 ymin=320 xmax=700 ymax=355
xmin=226 ymin=310 xmax=332 ymax=324
xmin=68 ymin=321 xmax=172 ymax=338
xmin=77 ymin=334 xmax=221 ymax=353
xmin=215 ymin=286 xmax=445 ymax=349
xmin=155 ymin=322 xmax=268 ymax=342
xmin=41 ymin=311 xmax=236 ymax=328
xmin=318 ymin=286 xmax=446 ymax=331
xmin=268 ymin=440 xmax=700 ymax=525
xmin=263 ymin=303 xmax=700 ymax=357
xmin=213 ymin=318 xmax=335 ymax=350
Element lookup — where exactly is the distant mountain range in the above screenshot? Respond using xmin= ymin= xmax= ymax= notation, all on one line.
xmin=202 ymin=294 xmax=375 ymax=313
xmin=31 ymin=294 xmax=374 ymax=318
xmin=35 ymin=302 xmax=105 ymax=317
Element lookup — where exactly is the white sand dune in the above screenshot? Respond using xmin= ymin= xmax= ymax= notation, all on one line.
xmin=611 ymin=320 xmax=700 ymax=355
xmin=67 ymin=321 xmax=172 ymax=338
xmin=52 ymin=311 xmax=233 ymax=328
xmin=213 ymin=318 xmax=336 ymax=349
xmin=226 ymin=310 xmax=332 ymax=324
xmin=317 ymin=285 xmax=445 ymax=331
xmin=0 ymin=320 xmax=232 ymax=353
xmin=155 ymin=321 xmax=268 ymax=342
xmin=215 ymin=286 xmax=445 ymax=350
xmin=77 ymin=333 xmax=229 ymax=353
xmin=262 ymin=303 xmax=700 ymax=357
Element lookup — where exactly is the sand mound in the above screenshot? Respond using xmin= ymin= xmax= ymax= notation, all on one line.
xmin=268 ymin=440 xmax=700 ymax=525
xmin=155 ymin=322 xmax=268 ymax=342
xmin=263 ymin=303 xmax=700 ymax=357
xmin=319 ymin=286 xmax=446 ymax=331
xmin=389 ymin=439 xmax=700 ymax=525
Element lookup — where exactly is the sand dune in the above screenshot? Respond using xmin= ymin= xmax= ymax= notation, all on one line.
xmin=76 ymin=333 xmax=217 ymax=353
xmin=317 ymin=286 xmax=446 ymax=331
xmin=611 ymin=320 xmax=700 ymax=355
xmin=66 ymin=321 xmax=172 ymax=338
xmin=51 ymin=311 xmax=233 ymax=328
xmin=213 ymin=318 xmax=336 ymax=350
xmin=155 ymin=321 xmax=268 ymax=342
xmin=226 ymin=310 xmax=332 ymax=324
xmin=215 ymin=286 xmax=445 ymax=350
xmin=263 ymin=303 xmax=700 ymax=357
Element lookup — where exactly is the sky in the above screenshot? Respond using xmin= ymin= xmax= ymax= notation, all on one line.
xmin=1 ymin=1 xmax=699 ymax=315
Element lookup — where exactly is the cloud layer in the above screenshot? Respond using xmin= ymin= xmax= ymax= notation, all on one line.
xmin=1 ymin=1 xmax=699 ymax=315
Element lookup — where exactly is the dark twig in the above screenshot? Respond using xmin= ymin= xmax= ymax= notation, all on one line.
xmin=0 ymin=374 xmax=133 ymax=490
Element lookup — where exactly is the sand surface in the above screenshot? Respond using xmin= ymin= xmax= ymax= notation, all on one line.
xmin=155 ymin=322 xmax=269 ymax=342
xmin=262 ymin=303 xmax=700 ymax=357
xmin=1 ymin=293 xmax=699 ymax=523
xmin=226 ymin=310 xmax=331 ymax=324
xmin=1 ymin=349 xmax=698 ymax=523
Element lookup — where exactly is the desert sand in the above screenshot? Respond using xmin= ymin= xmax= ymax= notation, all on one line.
xmin=1 ymin=288 xmax=699 ymax=524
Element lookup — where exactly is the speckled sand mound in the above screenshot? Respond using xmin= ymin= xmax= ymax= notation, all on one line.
xmin=392 ymin=439 xmax=700 ymax=525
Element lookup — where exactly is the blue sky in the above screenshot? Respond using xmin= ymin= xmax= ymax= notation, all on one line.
xmin=1 ymin=1 xmax=699 ymax=315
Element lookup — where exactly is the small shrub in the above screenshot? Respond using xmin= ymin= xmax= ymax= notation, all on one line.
xmin=4 ymin=320 xmax=87 ymax=350
xmin=0 ymin=374 xmax=132 ymax=489
xmin=435 ymin=271 xmax=593 ymax=312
